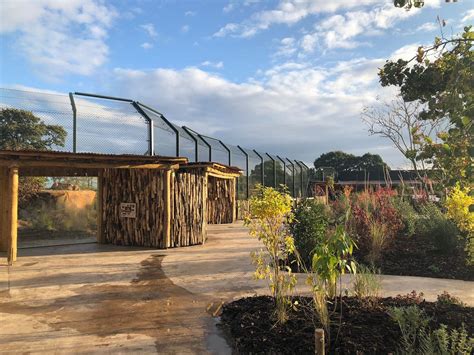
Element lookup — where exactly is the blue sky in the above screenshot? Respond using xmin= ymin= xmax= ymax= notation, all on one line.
xmin=0 ymin=0 xmax=473 ymax=167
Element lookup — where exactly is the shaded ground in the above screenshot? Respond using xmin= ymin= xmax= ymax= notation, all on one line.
xmin=371 ymin=233 xmax=474 ymax=281
xmin=220 ymin=293 xmax=474 ymax=354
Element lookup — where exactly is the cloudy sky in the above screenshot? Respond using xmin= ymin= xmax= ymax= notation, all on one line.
xmin=0 ymin=0 xmax=472 ymax=167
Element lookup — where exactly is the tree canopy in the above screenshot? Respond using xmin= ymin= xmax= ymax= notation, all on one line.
xmin=0 ymin=108 xmax=67 ymax=150
xmin=313 ymin=151 xmax=388 ymax=179
xmin=379 ymin=27 xmax=473 ymax=187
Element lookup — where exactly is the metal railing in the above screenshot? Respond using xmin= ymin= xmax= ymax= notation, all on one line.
xmin=0 ymin=87 xmax=310 ymax=199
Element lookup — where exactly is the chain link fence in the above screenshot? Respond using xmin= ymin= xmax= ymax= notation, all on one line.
xmin=0 ymin=87 xmax=310 ymax=198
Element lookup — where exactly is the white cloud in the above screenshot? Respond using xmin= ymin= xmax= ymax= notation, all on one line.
xmin=201 ymin=61 xmax=224 ymax=69
xmin=181 ymin=25 xmax=190 ymax=33
xmin=110 ymin=52 xmax=406 ymax=166
xmin=185 ymin=11 xmax=196 ymax=17
xmin=141 ymin=23 xmax=157 ymax=37
xmin=416 ymin=21 xmax=438 ymax=32
xmin=213 ymin=0 xmax=390 ymax=38
xmin=0 ymin=0 xmax=116 ymax=79
xmin=461 ymin=9 xmax=474 ymax=23
xmin=223 ymin=3 xmax=235 ymax=13
xmin=275 ymin=37 xmax=297 ymax=57
xmin=141 ymin=42 xmax=153 ymax=50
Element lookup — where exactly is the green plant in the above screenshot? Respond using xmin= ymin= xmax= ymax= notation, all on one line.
xmin=245 ymin=185 xmax=297 ymax=324
xmin=436 ymin=292 xmax=465 ymax=307
xmin=393 ymin=198 xmax=418 ymax=237
xmin=290 ymin=199 xmax=329 ymax=267
xmin=389 ymin=305 xmax=431 ymax=354
xmin=416 ymin=203 xmax=459 ymax=253
xmin=389 ymin=305 xmax=473 ymax=355
xmin=352 ymin=264 xmax=381 ymax=299
xmin=366 ymin=219 xmax=390 ymax=263
xmin=445 ymin=183 xmax=474 ymax=265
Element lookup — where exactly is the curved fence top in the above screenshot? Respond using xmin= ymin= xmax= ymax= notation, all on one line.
xmin=0 ymin=87 xmax=310 ymax=198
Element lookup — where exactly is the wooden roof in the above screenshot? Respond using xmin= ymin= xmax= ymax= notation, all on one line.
xmin=0 ymin=150 xmax=188 ymax=176
xmin=179 ymin=162 xmax=242 ymax=179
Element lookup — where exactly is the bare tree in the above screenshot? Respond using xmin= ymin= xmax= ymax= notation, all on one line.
xmin=361 ymin=95 xmax=446 ymax=182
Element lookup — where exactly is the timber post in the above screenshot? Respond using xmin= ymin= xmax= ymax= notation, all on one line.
xmin=96 ymin=170 xmax=106 ymax=244
xmin=6 ymin=166 xmax=19 ymax=264
xmin=164 ymin=168 xmax=172 ymax=248
xmin=0 ymin=167 xmax=7 ymax=252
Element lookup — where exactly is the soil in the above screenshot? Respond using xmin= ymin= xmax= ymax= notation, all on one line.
xmin=367 ymin=233 xmax=474 ymax=281
xmin=219 ymin=293 xmax=474 ymax=354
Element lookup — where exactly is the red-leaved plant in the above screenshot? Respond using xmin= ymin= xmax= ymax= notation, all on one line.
xmin=349 ymin=187 xmax=403 ymax=262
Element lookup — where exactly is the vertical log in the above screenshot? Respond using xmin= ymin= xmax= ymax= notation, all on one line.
xmin=202 ymin=172 xmax=208 ymax=243
xmin=232 ymin=177 xmax=237 ymax=223
xmin=7 ymin=166 xmax=19 ymax=264
xmin=96 ymin=170 xmax=105 ymax=243
xmin=315 ymin=329 xmax=325 ymax=355
xmin=0 ymin=167 xmax=7 ymax=252
xmin=164 ymin=169 xmax=172 ymax=248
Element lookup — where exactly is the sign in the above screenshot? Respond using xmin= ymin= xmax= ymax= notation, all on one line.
xmin=120 ymin=203 xmax=137 ymax=218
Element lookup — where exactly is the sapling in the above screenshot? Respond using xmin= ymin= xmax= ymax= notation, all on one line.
xmin=245 ymin=185 xmax=297 ymax=324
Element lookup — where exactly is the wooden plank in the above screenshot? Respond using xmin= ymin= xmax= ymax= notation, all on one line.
xmin=0 ymin=168 xmax=7 ymax=252
xmin=96 ymin=170 xmax=105 ymax=244
xmin=164 ymin=169 xmax=172 ymax=248
xmin=0 ymin=159 xmax=179 ymax=170
xmin=7 ymin=166 xmax=18 ymax=263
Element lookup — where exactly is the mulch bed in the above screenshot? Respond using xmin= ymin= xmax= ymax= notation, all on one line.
xmin=219 ymin=293 xmax=473 ymax=354
xmin=365 ymin=233 xmax=474 ymax=281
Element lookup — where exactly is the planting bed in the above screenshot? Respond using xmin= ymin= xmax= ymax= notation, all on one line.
xmin=219 ymin=293 xmax=473 ymax=354
xmin=368 ymin=233 xmax=474 ymax=281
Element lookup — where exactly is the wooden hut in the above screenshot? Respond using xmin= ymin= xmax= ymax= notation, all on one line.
xmin=0 ymin=150 xmax=238 ymax=264
xmin=178 ymin=163 xmax=242 ymax=225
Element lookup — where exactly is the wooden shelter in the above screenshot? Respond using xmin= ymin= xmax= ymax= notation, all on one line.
xmin=178 ymin=163 xmax=241 ymax=225
xmin=0 ymin=150 xmax=239 ymax=264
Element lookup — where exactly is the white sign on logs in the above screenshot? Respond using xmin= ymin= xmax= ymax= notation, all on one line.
xmin=120 ymin=203 xmax=137 ymax=218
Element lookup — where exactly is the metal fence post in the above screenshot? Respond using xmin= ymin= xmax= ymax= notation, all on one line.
xmin=182 ymin=126 xmax=199 ymax=161
xmin=219 ymin=140 xmax=231 ymax=166
xmin=295 ymin=160 xmax=304 ymax=198
xmin=137 ymin=102 xmax=179 ymax=157
xmin=265 ymin=153 xmax=276 ymax=188
xmin=237 ymin=145 xmax=249 ymax=199
xmin=253 ymin=150 xmax=264 ymax=186
xmin=286 ymin=158 xmax=295 ymax=197
xmin=68 ymin=93 xmax=77 ymax=153
xmin=131 ymin=102 xmax=154 ymax=156
xmin=277 ymin=155 xmax=286 ymax=187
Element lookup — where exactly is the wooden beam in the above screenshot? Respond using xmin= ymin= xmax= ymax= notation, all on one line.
xmin=0 ymin=168 xmax=7 ymax=252
xmin=19 ymin=167 xmax=100 ymax=177
xmin=164 ymin=169 xmax=172 ymax=248
xmin=202 ymin=172 xmax=208 ymax=244
xmin=96 ymin=171 xmax=105 ymax=244
xmin=232 ymin=178 xmax=237 ymax=223
xmin=7 ymin=166 xmax=18 ymax=264
xmin=0 ymin=159 xmax=180 ymax=171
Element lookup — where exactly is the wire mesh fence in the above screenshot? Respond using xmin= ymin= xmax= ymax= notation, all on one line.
xmin=0 ymin=87 xmax=310 ymax=198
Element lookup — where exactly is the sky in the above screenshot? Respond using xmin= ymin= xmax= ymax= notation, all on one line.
xmin=0 ymin=0 xmax=473 ymax=168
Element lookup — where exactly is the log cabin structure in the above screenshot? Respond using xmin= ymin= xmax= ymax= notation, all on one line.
xmin=0 ymin=150 xmax=241 ymax=264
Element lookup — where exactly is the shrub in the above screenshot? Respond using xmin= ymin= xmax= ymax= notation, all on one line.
xmin=393 ymin=198 xmax=418 ymax=237
xmin=290 ymin=199 xmax=329 ymax=267
xmin=416 ymin=203 xmax=459 ymax=253
xmin=352 ymin=264 xmax=381 ymax=299
xmin=445 ymin=184 xmax=474 ymax=265
xmin=349 ymin=187 xmax=403 ymax=258
xmin=390 ymin=305 xmax=473 ymax=355
xmin=245 ymin=185 xmax=297 ymax=324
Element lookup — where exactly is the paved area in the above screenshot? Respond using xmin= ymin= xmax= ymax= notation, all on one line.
xmin=1 ymin=222 xmax=473 ymax=354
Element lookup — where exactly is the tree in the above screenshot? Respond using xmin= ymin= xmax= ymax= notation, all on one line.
xmin=362 ymin=95 xmax=446 ymax=182
xmin=379 ymin=27 xmax=473 ymax=187
xmin=313 ymin=151 xmax=388 ymax=180
xmin=0 ymin=108 xmax=67 ymax=150
xmin=0 ymin=108 xmax=67 ymax=204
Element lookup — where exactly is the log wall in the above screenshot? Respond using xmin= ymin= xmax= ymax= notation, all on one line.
xmin=207 ymin=176 xmax=236 ymax=224
xmin=101 ymin=168 xmax=167 ymax=248
xmin=170 ymin=169 xmax=206 ymax=246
